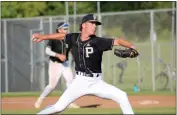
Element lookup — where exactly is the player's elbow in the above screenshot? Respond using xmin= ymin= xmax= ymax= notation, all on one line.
xmin=113 ymin=39 xmax=120 ymax=46
xmin=45 ymin=47 xmax=51 ymax=55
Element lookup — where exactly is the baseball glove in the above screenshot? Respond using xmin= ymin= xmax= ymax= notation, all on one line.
xmin=114 ymin=48 xmax=139 ymax=58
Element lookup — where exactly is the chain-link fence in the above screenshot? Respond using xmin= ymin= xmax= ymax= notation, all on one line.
xmin=101 ymin=9 xmax=176 ymax=92
xmin=1 ymin=9 xmax=176 ymax=92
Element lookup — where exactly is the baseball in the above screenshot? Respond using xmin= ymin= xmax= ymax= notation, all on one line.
xmin=33 ymin=38 xmax=37 ymax=41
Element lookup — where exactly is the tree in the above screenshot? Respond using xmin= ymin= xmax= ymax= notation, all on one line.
xmin=1 ymin=1 xmax=173 ymax=18
xmin=2 ymin=2 xmax=19 ymax=18
xmin=2 ymin=2 xmax=46 ymax=18
xmin=45 ymin=2 xmax=65 ymax=16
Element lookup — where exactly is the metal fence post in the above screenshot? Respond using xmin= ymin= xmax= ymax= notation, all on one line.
xmin=107 ymin=51 xmax=111 ymax=80
xmin=97 ymin=1 xmax=102 ymax=37
xmin=168 ymin=2 xmax=176 ymax=92
xmin=30 ymin=30 xmax=34 ymax=91
xmin=137 ymin=57 xmax=141 ymax=85
xmin=74 ymin=2 xmax=77 ymax=32
xmin=49 ymin=17 xmax=53 ymax=34
xmin=102 ymin=63 xmax=104 ymax=80
xmin=150 ymin=11 xmax=155 ymax=91
xmin=4 ymin=20 xmax=8 ymax=92
xmin=65 ymin=1 xmax=69 ymax=29
xmin=66 ymin=1 xmax=73 ymax=75
xmin=40 ymin=18 xmax=45 ymax=90
xmin=171 ymin=2 xmax=175 ymax=70
xmin=175 ymin=1 xmax=177 ymax=112
xmin=97 ymin=1 xmax=105 ymax=79
xmin=157 ymin=44 xmax=161 ymax=74
xmin=113 ymin=64 xmax=116 ymax=85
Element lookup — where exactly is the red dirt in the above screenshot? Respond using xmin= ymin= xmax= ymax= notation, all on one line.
xmin=2 ymin=95 xmax=176 ymax=110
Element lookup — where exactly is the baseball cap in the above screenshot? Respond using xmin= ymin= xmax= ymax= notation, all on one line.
xmin=57 ymin=22 xmax=69 ymax=29
xmin=81 ymin=14 xmax=101 ymax=25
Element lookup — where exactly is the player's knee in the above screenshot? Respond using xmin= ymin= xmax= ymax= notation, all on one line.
xmin=120 ymin=92 xmax=131 ymax=104
xmin=122 ymin=91 xmax=127 ymax=97
xmin=67 ymin=77 xmax=73 ymax=83
xmin=48 ymin=84 xmax=55 ymax=90
xmin=66 ymin=83 xmax=70 ymax=88
xmin=66 ymin=81 xmax=72 ymax=87
xmin=119 ymin=91 xmax=128 ymax=99
xmin=114 ymin=91 xmax=128 ymax=101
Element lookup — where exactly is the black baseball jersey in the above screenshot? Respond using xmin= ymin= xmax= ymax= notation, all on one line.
xmin=47 ymin=40 xmax=69 ymax=63
xmin=65 ymin=33 xmax=114 ymax=73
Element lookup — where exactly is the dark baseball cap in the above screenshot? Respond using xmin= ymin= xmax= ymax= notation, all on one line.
xmin=81 ymin=14 xmax=101 ymax=25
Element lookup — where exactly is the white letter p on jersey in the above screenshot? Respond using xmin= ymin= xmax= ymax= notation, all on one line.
xmin=85 ymin=47 xmax=93 ymax=57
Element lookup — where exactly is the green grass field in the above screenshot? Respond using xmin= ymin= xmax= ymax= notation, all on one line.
xmin=1 ymin=107 xmax=176 ymax=114
xmin=2 ymin=90 xmax=175 ymax=97
xmin=2 ymin=91 xmax=176 ymax=114
xmin=101 ymin=39 xmax=176 ymax=91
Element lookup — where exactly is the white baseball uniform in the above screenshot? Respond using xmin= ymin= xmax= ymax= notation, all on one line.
xmin=34 ymin=39 xmax=74 ymax=108
xmin=37 ymin=33 xmax=134 ymax=114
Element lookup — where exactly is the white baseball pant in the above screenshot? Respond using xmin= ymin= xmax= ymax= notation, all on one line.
xmin=37 ymin=73 xmax=134 ymax=114
xmin=39 ymin=60 xmax=73 ymax=99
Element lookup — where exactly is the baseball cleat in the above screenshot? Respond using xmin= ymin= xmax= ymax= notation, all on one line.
xmin=34 ymin=98 xmax=43 ymax=109
xmin=68 ymin=103 xmax=80 ymax=108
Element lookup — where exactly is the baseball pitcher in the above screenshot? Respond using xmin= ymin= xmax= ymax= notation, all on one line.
xmin=32 ymin=14 xmax=139 ymax=114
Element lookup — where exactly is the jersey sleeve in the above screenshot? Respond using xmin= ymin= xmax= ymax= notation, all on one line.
xmin=65 ymin=33 xmax=72 ymax=45
xmin=96 ymin=37 xmax=114 ymax=51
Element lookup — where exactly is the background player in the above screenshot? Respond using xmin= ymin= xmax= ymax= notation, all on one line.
xmin=32 ymin=14 xmax=138 ymax=114
xmin=34 ymin=22 xmax=79 ymax=109
xmin=111 ymin=60 xmax=128 ymax=83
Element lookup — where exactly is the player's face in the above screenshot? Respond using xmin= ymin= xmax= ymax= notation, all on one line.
xmin=58 ymin=28 xmax=68 ymax=34
xmin=85 ymin=21 xmax=97 ymax=35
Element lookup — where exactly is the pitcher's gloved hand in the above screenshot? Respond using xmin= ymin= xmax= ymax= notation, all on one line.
xmin=114 ymin=48 xmax=139 ymax=58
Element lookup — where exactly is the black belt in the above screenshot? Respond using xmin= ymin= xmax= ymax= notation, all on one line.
xmin=76 ymin=71 xmax=100 ymax=77
xmin=51 ymin=59 xmax=62 ymax=63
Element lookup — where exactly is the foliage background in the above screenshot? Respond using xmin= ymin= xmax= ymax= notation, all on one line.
xmin=1 ymin=1 xmax=174 ymax=18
